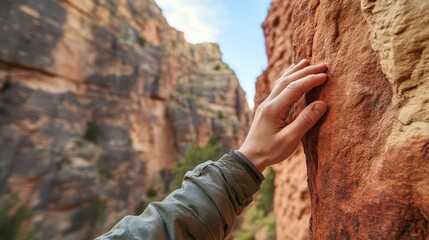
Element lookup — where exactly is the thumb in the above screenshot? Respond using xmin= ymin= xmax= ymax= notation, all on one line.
xmin=285 ymin=101 xmax=327 ymax=138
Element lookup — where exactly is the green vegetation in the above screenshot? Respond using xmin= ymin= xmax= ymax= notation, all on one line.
xmin=74 ymin=138 xmax=85 ymax=148
xmin=58 ymin=157 xmax=72 ymax=170
xmin=235 ymin=206 xmax=276 ymax=240
xmin=60 ymin=156 xmax=71 ymax=164
xmin=234 ymin=168 xmax=276 ymax=240
xmin=88 ymin=198 xmax=107 ymax=224
xmin=84 ymin=122 xmax=100 ymax=144
xmin=136 ymin=36 xmax=146 ymax=48
xmin=134 ymin=187 xmax=159 ymax=216
xmin=176 ymin=88 xmax=186 ymax=95
xmin=216 ymin=111 xmax=225 ymax=120
xmin=213 ymin=64 xmax=221 ymax=71
xmin=146 ymin=187 xmax=158 ymax=198
xmin=235 ymin=229 xmax=254 ymax=240
xmin=83 ymin=198 xmax=107 ymax=238
xmin=97 ymin=159 xmax=112 ymax=181
xmin=170 ymin=136 xmax=222 ymax=191
xmin=257 ymin=167 xmax=275 ymax=215
xmin=127 ymin=136 xmax=134 ymax=149
xmin=134 ymin=200 xmax=147 ymax=215
xmin=0 ymin=195 xmax=34 ymax=240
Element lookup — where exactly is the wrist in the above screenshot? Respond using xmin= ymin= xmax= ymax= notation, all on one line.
xmin=237 ymin=147 xmax=268 ymax=172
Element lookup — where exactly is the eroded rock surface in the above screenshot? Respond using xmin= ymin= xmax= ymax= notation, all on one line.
xmin=256 ymin=0 xmax=310 ymax=239
xmin=0 ymin=0 xmax=250 ymax=238
xmin=257 ymin=0 xmax=428 ymax=239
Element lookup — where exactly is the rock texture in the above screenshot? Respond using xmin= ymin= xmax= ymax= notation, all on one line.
xmin=257 ymin=0 xmax=429 ymax=239
xmin=257 ymin=1 xmax=310 ymax=239
xmin=0 ymin=0 xmax=250 ymax=238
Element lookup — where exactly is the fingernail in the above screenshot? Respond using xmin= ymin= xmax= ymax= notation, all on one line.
xmin=313 ymin=102 xmax=327 ymax=116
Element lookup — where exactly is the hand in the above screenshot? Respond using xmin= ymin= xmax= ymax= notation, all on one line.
xmin=239 ymin=59 xmax=328 ymax=172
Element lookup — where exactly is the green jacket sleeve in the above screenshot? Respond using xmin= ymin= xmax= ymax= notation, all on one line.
xmin=96 ymin=153 xmax=262 ymax=240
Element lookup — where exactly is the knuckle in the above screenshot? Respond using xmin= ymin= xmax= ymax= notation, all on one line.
xmin=275 ymin=76 xmax=289 ymax=86
xmin=286 ymin=81 xmax=303 ymax=94
xmin=308 ymin=73 xmax=322 ymax=80
xmin=256 ymin=100 xmax=266 ymax=112
xmin=255 ymin=102 xmax=264 ymax=114
xmin=307 ymin=74 xmax=326 ymax=84
xmin=286 ymin=81 xmax=298 ymax=89
xmin=308 ymin=73 xmax=318 ymax=79
xmin=281 ymin=76 xmax=290 ymax=84
xmin=258 ymin=102 xmax=276 ymax=117
xmin=299 ymin=112 xmax=316 ymax=128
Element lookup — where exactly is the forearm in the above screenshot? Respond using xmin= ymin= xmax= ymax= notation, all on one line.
xmin=97 ymin=153 xmax=262 ymax=240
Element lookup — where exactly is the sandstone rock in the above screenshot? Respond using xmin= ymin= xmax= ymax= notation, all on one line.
xmin=258 ymin=0 xmax=429 ymax=239
xmin=255 ymin=0 xmax=296 ymax=109
xmin=256 ymin=0 xmax=309 ymax=239
xmin=0 ymin=0 xmax=250 ymax=238
xmin=272 ymin=146 xmax=309 ymax=240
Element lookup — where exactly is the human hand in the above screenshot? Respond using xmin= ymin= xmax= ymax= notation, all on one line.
xmin=239 ymin=59 xmax=328 ymax=172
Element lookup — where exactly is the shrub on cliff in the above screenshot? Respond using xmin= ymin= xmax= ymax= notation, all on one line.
xmin=170 ymin=137 xmax=222 ymax=191
xmin=0 ymin=194 xmax=34 ymax=240
xmin=234 ymin=168 xmax=276 ymax=240
xmin=235 ymin=205 xmax=276 ymax=240
xmin=257 ymin=167 xmax=275 ymax=215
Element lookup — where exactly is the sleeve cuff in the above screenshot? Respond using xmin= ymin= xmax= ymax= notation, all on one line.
xmin=227 ymin=150 xmax=265 ymax=185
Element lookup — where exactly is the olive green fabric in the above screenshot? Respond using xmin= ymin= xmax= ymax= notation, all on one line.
xmin=97 ymin=153 xmax=261 ymax=240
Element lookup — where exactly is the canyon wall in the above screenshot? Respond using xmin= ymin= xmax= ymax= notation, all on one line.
xmin=257 ymin=0 xmax=310 ymax=239
xmin=0 ymin=0 xmax=250 ymax=238
xmin=257 ymin=0 xmax=428 ymax=239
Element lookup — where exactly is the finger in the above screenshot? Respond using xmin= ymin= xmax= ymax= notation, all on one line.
xmin=270 ymin=63 xmax=327 ymax=99
xmin=279 ymin=59 xmax=308 ymax=78
xmin=279 ymin=63 xmax=296 ymax=78
xmin=272 ymin=59 xmax=308 ymax=89
xmin=281 ymin=101 xmax=327 ymax=139
xmin=273 ymin=72 xmax=327 ymax=113
xmin=270 ymin=60 xmax=310 ymax=98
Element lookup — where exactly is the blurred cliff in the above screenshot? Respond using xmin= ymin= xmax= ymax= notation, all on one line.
xmin=0 ymin=0 xmax=250 ymax=238
xmin=256 ymin=1 xmax=310 ymax=239
xmin=257 ymin=0 xmax=429 ymax=239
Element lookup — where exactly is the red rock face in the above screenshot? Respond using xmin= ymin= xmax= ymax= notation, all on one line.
xmin=255 ymin=0 xmax=296 ymax=109
xmin=258 ymin=0 xmax=429 ymax=238
xmin=256 ymin=0 xmax=310 ymax=239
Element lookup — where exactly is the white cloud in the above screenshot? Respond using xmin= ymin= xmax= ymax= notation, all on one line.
xmin=247 ymin=99 xmax=254 ymax=110
xmin=154 ymin=0 xmax=224 ymax=43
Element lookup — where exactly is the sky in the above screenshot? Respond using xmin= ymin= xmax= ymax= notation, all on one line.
xmin=154 ymin=0 xmax=272 ymax=109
